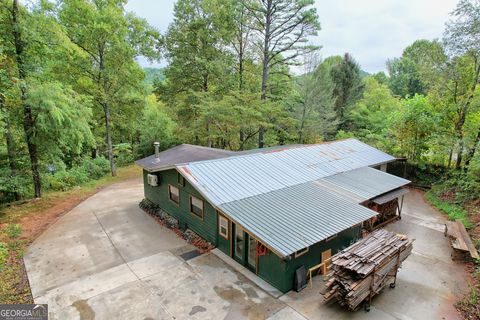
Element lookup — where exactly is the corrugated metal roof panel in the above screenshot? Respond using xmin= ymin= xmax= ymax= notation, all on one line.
xmin=318 ymin=167 xmax=410 ymax=203
xmin=219 ymin=182 xmax=378 ymax=257
xmin=135 ymin=144 xmax=236 ymax=172
xmin=178 ymin=139 xmax=396 ymax=206
xmin=372 ymin=187 xmax=409 ymax=205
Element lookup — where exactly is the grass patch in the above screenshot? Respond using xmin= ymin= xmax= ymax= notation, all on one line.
xmin=0 ymin=224 xmax=30 ymax=304
xmin=0 ymin=164 xmax=141 ymax=304
xmin=425 ymin=190 xmax=473 ymax=229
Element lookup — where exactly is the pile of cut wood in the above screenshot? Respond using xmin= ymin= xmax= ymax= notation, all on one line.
xmin=323 ymin=229 xmax=413 ymax=311
xmin=445 ymin=219 xmax=479 ymax=260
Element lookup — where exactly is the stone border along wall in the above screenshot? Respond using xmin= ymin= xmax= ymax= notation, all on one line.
xmin=139 ymin=198 xmax=214 ymax=253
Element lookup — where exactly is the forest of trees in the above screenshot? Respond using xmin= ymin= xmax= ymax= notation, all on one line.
xmin=0 ymin=0 xmax=479 ymax=208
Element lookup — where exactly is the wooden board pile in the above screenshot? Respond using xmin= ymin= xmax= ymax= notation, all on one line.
xmin=445 ymin=220 xmax=479 ymax=260
xmin=323 ymin=229 xmax=413 ymax=310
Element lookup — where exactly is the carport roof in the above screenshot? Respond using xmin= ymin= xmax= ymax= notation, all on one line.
xmin=316 ymin=166 xmax=410 ymax=203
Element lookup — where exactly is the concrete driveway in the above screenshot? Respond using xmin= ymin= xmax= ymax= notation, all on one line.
xmin=25 ymin=180 xmax=468 ymax=320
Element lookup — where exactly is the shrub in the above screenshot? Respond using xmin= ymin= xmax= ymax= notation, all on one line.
xmin=0 ymin=242 xmax=7 ymax=271
xmin=4 ymin=224 xmax=21 ymax=239
xmin=45 ymin=156 xmax=111 ymax=191
xmin=426 ymin=190 xmax=473 ymax=229
xmin=81 ymin=157 xmax=110 ymax=179
xmin=45 ymin=167 xmax=85 ymax=191
xmin=114 ymin=143 xmax=134 ymax=167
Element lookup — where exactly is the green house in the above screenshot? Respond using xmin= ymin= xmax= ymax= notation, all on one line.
xmin=136 ymin=139 xmax=410 ymax=293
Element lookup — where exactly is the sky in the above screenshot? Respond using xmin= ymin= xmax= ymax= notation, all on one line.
xmin=125 ymin=0 xmax=459 ymax=74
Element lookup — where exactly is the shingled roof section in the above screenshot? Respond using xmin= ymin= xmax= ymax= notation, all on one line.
xmin=135 ymin=144 xmax=236 ymax=172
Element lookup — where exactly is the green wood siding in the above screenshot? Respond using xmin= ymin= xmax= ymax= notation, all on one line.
xmin=143 ymin=169 xmax=218 ymax=244
xmin=258 ymin=225 xmax=362 ymax=293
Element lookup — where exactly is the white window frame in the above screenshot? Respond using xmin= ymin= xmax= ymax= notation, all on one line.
xmin=168 ymin=184 xmax=180 ymax=205
xmin=294 ymin=247 xmax=309 ymax=258
xmin=218 ymin=215 xmax=228 ymax=239
xmin=189 ymin=195 xmax=204 ymax=219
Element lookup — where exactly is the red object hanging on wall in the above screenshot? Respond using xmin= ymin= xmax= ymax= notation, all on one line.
xmin=256 ymin=243 xmax=269 ymax=256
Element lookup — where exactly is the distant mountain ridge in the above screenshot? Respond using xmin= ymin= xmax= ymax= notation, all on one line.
xmin=144 ymin=67 xmax=165 ymax=84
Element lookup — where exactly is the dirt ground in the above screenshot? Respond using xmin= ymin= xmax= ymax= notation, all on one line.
xmin=0 ymin=166 xmax=141 ymax=304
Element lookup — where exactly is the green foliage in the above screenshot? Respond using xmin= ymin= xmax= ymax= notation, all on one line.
xmin=438 ymin=171 xmax=480 ymax=204
xmin=80 ymin=157 xmax=111 ymax=180
xmin=293 ymin=53 xmax=338 ymax=143
xmin=331 ymin=53 xmax=365 ymax=128
xmin=389 ymin=95 xmax=437 ymax=161
xmin=113 ymin=143 xmax=134 ymax=167
xmin=347 ymin=76 xmax=400 ymax=148
xmin=44 ymin=157 xmax=110 ymax=191
xmin=4 ymin=224 xmax=21 ymax=239
xmin=143 ymin=68 xmax=165 ymax=85
xmin=0 ymin=242 xmax=7 ymax=271
xmin=426 ymin=188 xmax=473 ymax=228
xmin=137 ymin=95 xmax=176 ymax=157
xmin=164 ymin=0 xmax=234 ymax=95
xmin=26 ymin=82 xmax=95 ymax=158
xmin=57 ymin=0 xmax=162 ymax=176
xmin=387 ymin=57 xmax=426 ymax=98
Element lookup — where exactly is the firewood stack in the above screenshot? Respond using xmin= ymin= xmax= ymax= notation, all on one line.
xmin=323 ymin=229 xmax=413 ymax=311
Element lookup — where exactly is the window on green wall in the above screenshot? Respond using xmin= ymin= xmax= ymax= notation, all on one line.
xmin=190 ymin=195 xmax=204 ymax=219
xmin=294 ymin=247 xmax=309 ymax=258
xmin=177 ymin=172 xmax=185 ymax=186
xmin=168 ymin=185 xmax=180 ymax=205
xmin=219 ymin=215 xmax=228 ymax=239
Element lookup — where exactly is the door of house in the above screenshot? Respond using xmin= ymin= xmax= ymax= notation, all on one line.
xmin=233 ymin=224 xmax=245 ymax=264
xmin=232 ymin=224 xmax=257 ymax=272
xmin=321 ymin=249 xmax=332 ymax=275
xmin=246 ymin=234 xmax=257 ymax=272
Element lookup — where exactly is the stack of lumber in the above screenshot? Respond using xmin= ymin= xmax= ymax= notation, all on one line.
xmin=445 ymin=220 xmax=479 ymax=260
xmin=323 ymin=229 xmax=413 ymax=310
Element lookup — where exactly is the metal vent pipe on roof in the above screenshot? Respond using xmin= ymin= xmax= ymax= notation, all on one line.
xmin=154 ymin=141 xmax=160 ymax=162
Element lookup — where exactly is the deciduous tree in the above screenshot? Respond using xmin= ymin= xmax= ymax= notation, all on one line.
xmin=57 ymin=0 xmax=161 ymax=176
xmin=245 ymin=0 xmax=320 ymax=147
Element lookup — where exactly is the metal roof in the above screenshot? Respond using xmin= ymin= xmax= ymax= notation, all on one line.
xmin=372 ymin=187 xmax=409 ymax=205
xmin=316 ymin=167 xmax=410 ymax=203
xmin=135 ymin=144 xmax=236 ymax=172
xmin=219 ymin=182 xmax=378 ymax=257
xmin=177 ymin=138 xmax=396 ymax=206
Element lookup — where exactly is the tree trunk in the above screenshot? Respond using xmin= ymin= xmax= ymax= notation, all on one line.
xmin=258 ymin=0 xmax=272 ymax=149
xmin=298 ymin=100 xmax=307 ymax=144
xmin=206 ymin=121 xmax=212 ymax=148
xmin=103 ymin=102 xmax=116 ymax=176
xmin=454 ymin=110 xmax=466 ymax=170
xmin=203 ymin=73 xmax=208 ymax=92
xmin=238 ymin=49 xmax=244 ymax=92
xmin=239 ymin=129 xmax=244 ymax=150
xmin=12 ymin=0 xmax=41 ymax=198
xmin=447 ymin=145 xmax=453 ymax=168
xmin=465 ymin=127 xmax=480 ymax=169
xmin=456 ymin=138 xmax=464 ymax=169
